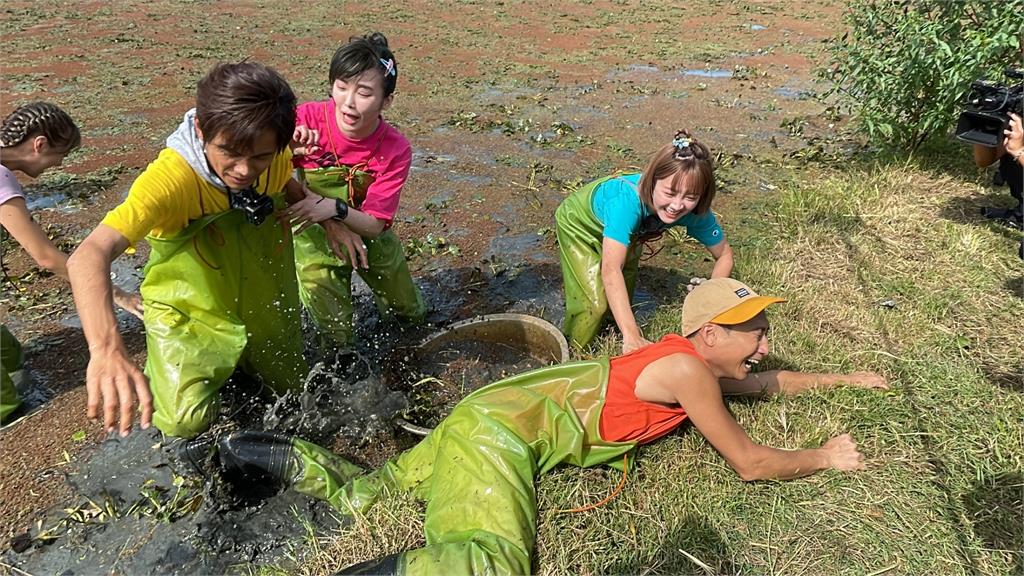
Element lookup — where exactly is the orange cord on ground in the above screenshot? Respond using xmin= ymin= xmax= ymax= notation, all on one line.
xmin=556 ymin=453 xmax=629 ymax=514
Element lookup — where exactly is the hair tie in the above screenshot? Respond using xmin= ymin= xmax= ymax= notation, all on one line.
xmin=379 ymin=58 xmax=396 ymax=78
xmin=672 ymin=135 xmax=693 ymax=159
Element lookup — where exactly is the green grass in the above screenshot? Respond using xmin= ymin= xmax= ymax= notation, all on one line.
xmin=5 ymin=1 xmax=1021 ymax=574
xmin=279 ymin=156 xmax=1022 ymax=576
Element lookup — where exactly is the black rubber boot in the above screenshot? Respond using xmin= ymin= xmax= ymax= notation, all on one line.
xmin=174 ymin=434 xmax=218 ymax=478
xmin=217 ymin=430 xmax=301 ymax=488
xmin=334 ymin=552 xmax=402 ymax=575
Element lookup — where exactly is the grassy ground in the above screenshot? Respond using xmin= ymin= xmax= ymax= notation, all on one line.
xmin=267 ymin=150 xmax=1023 ymax=576
xmin=3 ymin=1 xmax=1021 ymax=574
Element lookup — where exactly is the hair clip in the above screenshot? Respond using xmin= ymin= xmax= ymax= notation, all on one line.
xmin=672 ymin=135 xmax=693 ymax=159
xmin=379 ymin=58 xmax=396 ymax=78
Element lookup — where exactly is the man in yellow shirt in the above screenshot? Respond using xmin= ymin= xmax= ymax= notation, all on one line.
xmin=69 ymin=62 xmax=362 ymax=438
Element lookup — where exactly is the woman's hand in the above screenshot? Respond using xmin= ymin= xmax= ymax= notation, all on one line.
xmin=622 ymin=333 xmax=652 ymax=354
xmin=322 ymin=219 xmax=368 ymax=269
xmin=111 ymin=286 xmax=144 ymax=320
xmin=284 ymin=187 xmax=339 ymax=233
xmin=291 ymin=125 xmax=320 ymax=156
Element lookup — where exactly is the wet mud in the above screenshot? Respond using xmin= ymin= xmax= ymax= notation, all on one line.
xmin=3 ymin=349 xmax=413 ymax=574
xmin=405 ymin=340 xmax=547 ymax=429
xmin=5 ymin=428 xmax=342 ymax=576
xmin=2 ymin=0 xmax=851 ymax=569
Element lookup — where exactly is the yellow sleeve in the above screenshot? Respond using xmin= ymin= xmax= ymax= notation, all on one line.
xmin=265 ymin=148 xmax=294 ymax=196
xmin=101 ymin=149 xmax=191 ymax=246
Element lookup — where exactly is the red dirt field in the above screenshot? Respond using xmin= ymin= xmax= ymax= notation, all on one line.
xmin=1 ymin=0 xmax=846 ymax=557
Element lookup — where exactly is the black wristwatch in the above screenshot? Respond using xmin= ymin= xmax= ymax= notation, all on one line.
xmin=332 ymin=198 xmax=349 ymax=221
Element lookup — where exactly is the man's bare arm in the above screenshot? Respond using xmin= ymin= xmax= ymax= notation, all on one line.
xmin=282 ymin=178 xmax=386 ymax=239
xmin=640 ymin=355 xmax=867 ymax=481
xmin=284 ymin=177 xmax=307 ymax=205
xmin=719 ymin=370 xmax=888 ymax=397
xmin=68 ymin=225 xmax=152 ymax=436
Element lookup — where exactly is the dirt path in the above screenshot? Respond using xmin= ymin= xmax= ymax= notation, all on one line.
xmin=1 ymin=0 xmax=844 ymax=569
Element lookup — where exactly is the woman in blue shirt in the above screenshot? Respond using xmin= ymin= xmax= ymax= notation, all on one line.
xmin=555 ymin=130 xmax=734 ymax=352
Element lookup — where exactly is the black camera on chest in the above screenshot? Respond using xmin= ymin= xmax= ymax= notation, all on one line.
xmin=228 ymin=187 xmax=274 ymax=226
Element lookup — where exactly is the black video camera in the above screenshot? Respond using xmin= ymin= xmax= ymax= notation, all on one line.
xmin=228 ymin=186 xmax=274 ymax=226
xmin=955 ymin=68 xmax=1024 ymax=148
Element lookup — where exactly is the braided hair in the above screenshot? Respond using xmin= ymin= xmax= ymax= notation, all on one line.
xmin=0 ymin=102 xmax=81 ymax=153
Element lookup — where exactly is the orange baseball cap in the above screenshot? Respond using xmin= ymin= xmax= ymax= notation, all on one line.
xmin=681 ymin=278 xmax=786 ymax=336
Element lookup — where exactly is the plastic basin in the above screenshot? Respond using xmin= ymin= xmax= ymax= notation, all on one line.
xmin=395 ymin=313 xmax=568 ymax=436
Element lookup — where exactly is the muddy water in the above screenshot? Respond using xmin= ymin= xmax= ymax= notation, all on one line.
xmin=263 ymin=352 xmax=409 ymax=445
xmin=3 ymin=350 xmax=410 ymax=575
xmin=405 ymin=339 xmax=546 ymax=429
xmin=6 ymin=428 xmax=341 ymax=575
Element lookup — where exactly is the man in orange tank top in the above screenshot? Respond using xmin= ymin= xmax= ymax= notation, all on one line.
xmin=610 ymin=277 xmax=888 ymax=480
xmin=183 ymin=278 xmax=889 ymax=575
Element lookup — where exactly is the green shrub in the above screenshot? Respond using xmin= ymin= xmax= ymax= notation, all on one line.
xmin=822 ymin=0 xmax=1022 ymax=150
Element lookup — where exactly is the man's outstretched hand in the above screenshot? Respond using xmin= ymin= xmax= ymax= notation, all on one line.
xmin=822 ymin=433 xmax=866 ymax=471
xmin=85 ymin=347 xmax=152 ymax=437
xmin=322 ymin=219 xmax=368 ymax=269
xmin=840 ymin=371 xmax=889 ymax=390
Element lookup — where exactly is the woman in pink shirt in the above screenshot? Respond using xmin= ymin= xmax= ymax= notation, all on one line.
xmin=285 ymin=32 xmax=425 ymax=347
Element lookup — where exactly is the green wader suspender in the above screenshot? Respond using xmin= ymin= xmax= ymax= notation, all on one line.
xmin=556 ymin=175 xmax=644 ymax=349
xmin=142 ymin=205 xmax=307 ymax=438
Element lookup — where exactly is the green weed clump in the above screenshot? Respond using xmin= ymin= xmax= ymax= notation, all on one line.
xmin=822 ymin=0 xmax=1023 ymax=149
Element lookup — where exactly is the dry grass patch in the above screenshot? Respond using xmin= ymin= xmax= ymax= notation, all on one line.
xmin=282 ymin=487 xmax=425 ymax=576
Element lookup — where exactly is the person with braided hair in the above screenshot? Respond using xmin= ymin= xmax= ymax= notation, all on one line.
xmin=556 ymin=130 xmax=734 ymax=353
xmin=0 ymin=102 xmax=142 ymax=425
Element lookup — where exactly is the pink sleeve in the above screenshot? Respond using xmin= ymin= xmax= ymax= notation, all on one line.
xmin=360 ymin=139 xmax=412 ymax=225
xmin=295 ymin=101 xmax=322 ymax=131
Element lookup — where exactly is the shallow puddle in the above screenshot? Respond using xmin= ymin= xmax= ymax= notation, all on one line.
xmin=681 ymin=69 xmax=733 ymax=78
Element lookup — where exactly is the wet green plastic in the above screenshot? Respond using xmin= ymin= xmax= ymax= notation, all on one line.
xmin=1 ymin=325 xmax=24 ymax=423
xmin=142 ymin=205 xmax=307 ymax=438
xmin=289 ymin=359 xmax=637 ymax=575
xmin=293 ymin=166 xmax=424 ymax=347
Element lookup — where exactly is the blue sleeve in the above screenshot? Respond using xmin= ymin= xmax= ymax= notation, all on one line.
xmin=592 ymin=178 xmax=643 ymax=246
xmin=677 ymin=210 xmax=725 ymax=246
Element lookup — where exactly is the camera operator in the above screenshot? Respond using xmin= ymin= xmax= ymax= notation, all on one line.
xmin=998 ymin=112 xmax=1024 ymax=259
xmin=972 ymin=112 xmax=1024 ymax=228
